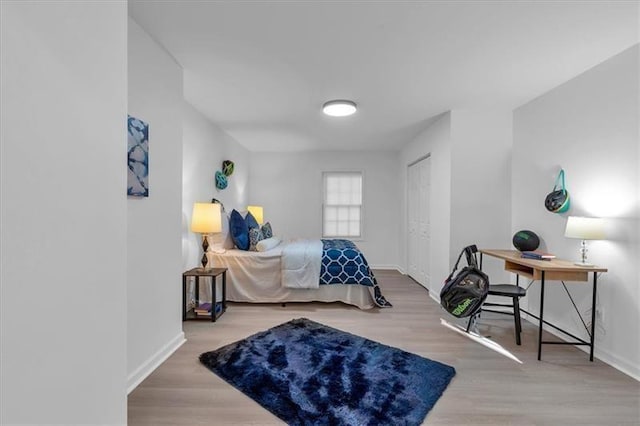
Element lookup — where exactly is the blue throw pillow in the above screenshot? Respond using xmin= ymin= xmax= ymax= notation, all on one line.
xmin=229 ymin=209 xmax=249 ymax=250
xmin=245 ymin=211 xmax=260 ymax=229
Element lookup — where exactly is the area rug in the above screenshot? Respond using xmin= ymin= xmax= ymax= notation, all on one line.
xmin=200 ymin=318 xmax=456 ymax=425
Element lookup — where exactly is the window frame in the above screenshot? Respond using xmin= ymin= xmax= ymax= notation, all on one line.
xmin=321 ymin=170 xmax=364 ymax=239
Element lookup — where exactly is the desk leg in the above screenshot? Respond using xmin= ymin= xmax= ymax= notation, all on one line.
xmin=538 ymin=271 xmax=545 ymax=361
xmin=182 ymin=274 xmax=187 ymax=321
xmin=211 ymin=275 xmax=217 ymax=323
xmin=590 ymin=272 xmax=598 ymax=362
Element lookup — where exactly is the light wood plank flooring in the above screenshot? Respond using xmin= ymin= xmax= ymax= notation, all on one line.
xmin=128 ymin=270 xmax=639 ymax=425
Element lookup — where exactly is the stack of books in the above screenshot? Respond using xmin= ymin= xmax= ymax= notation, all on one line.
xmin=193 ymin=302 xmax=223 ymax=318
xmin=520 ymin=251 xmax=556 ymax=261
xmin=194 ymin=302 xmax=212 ymax=317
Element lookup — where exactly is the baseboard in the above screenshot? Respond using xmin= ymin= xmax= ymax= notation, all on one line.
xmin=370 ymin=264 xmax=402 ymax=272
xmin=127 ymin=331 xmax=186 ymax=394
xmin=522 ymin=316 xmax=640 ymax=381
xmin=402 ymin=273 xmax=437 ymax=300
xmin=590 ymin=342 xmax=640 ymax=381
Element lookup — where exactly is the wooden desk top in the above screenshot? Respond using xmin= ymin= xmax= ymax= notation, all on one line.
xmin=480 ymin=249 xmax=607 ymax=282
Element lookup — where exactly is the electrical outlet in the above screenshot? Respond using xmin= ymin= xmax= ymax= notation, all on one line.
xmin=584 ymin=307 xmax=606 ymax=336
xmin=593 ymin=307 xmax=606 ymax=335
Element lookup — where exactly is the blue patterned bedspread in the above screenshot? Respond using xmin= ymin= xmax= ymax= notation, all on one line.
xmin=319 ymin=239 xmax=376 ymax=286
xmin=318 ymin=239 xmax=392 ymax=307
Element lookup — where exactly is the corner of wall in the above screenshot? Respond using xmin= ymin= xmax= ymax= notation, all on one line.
xmin=182 ymin=103 xmax=251 ymax=272
xmin=127 ymin=17 xmax=185 ymax=391
xmin=127 ymin=331 xmax=186 ymax=394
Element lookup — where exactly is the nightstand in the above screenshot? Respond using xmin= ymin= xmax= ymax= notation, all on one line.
xmin=182 ymin=267 xmax=227 ymax=322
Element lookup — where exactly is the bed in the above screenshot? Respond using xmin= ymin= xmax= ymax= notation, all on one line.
xmin=209 ymin=239 xmax=391 ymax=310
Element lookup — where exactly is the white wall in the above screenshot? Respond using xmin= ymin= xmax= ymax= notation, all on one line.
xmin=182 ymin=103 xmax=250 ymax=269
xmin=513 ymin=45 xmax=639 ymax=379
xmin=400 ymin=113 xmax=452 ymax=292
xmin=248 ymin=151 xmax=400 ymax=268
xmin=449 ymin=110 xmax=513 ymax=285
xmin=127 ymin=18 xmax=185 ymax=392
xmin=399 ymin=110 xmax=512 ymax=299
xmin=1 ymin=2 xmax=128 ymax=424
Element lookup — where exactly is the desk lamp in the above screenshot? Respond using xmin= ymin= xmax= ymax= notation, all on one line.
xmin=564 ymin=216 xmax=605 ymax=266
xmin=191 ymin=202 xmax=222 ymax=270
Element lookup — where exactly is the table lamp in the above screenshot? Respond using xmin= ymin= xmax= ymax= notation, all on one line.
xmin=247 ymin=205 xmax=264 ymax=225
xmin=191 ymin=202 xmax=222 ymax=270
xmin=564 ymin=216 xmax=605 ymax=266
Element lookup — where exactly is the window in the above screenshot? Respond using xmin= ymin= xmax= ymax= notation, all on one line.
xmin=323 ymin=171 xmax=362 ymax=238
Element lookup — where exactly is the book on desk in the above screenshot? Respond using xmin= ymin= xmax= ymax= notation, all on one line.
xmin=520 ymin=251 xmax=556 ymax=261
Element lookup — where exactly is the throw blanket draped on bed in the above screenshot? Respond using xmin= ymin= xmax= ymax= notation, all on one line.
xmin=281 ymin=239 xmax=323 ymax=289
xmin=320 ymin=239 xmax=375 ymax=285
xmin=321 ymin=239 xmax=392 ymax=307
xmin=281 ymin=239 xmax=392 ymax=307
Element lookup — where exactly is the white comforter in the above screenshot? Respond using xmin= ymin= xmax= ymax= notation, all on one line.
xmin=281 ymin=239 xmax=323 ymax=289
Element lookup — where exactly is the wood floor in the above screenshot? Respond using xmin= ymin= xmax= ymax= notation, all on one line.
xmin=128 ymin=270 xmax=640 ymax=425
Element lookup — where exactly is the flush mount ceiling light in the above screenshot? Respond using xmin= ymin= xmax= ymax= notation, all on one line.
xmin=322 ymin=100 xmax=357 ymax=117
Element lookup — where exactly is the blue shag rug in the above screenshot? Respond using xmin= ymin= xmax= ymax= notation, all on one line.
xmin=199 ymin=318 xmax=455 ymax=425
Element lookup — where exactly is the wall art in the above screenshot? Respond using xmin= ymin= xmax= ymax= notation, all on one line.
xmin=127 ymin=115 xmax=149 ymax=197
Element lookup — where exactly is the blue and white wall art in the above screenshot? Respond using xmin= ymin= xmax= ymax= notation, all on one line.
xmin=127 ymin=115 xmax=149 ymax=197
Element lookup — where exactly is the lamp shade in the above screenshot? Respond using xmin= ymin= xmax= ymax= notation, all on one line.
xmin=191 ymin=202 xmax=222 ymax=233
xmin=247 ymin=205 xmax=264 ymax=225
xmin=564 ymin=216 xmax=605 ymax=240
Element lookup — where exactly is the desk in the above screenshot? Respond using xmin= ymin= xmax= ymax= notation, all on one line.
xmin=480 ymin=249 xmax=607 ymax=361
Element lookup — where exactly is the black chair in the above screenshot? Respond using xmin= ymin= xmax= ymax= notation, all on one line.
xmin=463 ymin=246 xmax=527 ymax=345
xmin=481 ymin=283 xmax=527 ymax=345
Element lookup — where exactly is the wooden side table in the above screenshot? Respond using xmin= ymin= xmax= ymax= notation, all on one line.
xmin=182 ymin=267 xmax=227 ymax=322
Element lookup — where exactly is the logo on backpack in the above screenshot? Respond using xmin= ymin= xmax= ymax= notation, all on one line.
xmin=452 ymin=298 xmax=473 ymax=316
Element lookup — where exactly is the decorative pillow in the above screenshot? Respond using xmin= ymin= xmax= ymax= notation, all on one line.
xmin=229 ymin=209 xmax=249 ymax=250
xmin=249 ymin=227 xmax=265 ymax=251
xmin=261 ymin=222 xmax=273 ymax=239
xmin=256 ymin=236 xmax=281 ymax=252
xmin=245 ymin=211 xmax=260 ymax=229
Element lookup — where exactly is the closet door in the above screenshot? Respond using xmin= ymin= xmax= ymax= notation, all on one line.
xmin=407 ymin=163 xmax=419 ymax=281
xmin=418 ymin=157 xmax=431 ymax=290
xmin=407 ymin=156 xmax=431 ymax=290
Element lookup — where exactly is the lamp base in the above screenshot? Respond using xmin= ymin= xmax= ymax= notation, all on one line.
xmin=575 ymin=239 xmax=596 ymax=267
xmin=200 ymin=234 xmax=212 ymax=271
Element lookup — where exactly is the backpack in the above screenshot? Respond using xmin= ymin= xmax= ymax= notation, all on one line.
xmin=440 ymin=245 xmax=489 ymax=318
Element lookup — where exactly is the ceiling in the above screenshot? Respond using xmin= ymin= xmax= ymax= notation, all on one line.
xmin=129 ymin=1 xmax=638 ymax=152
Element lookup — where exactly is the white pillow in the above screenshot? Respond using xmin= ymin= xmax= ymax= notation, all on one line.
xmin=256 ymin=237 xmax=281 ymax=252
xmin=207 ymin=212 xmax=235 ymax=249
